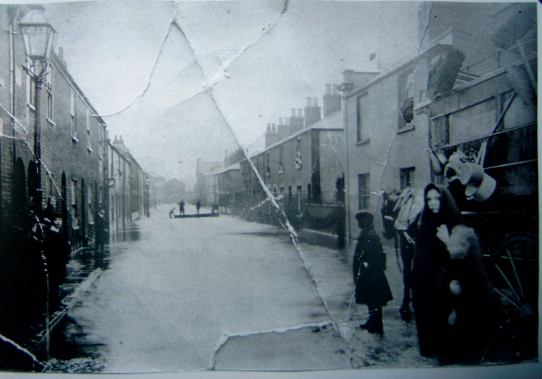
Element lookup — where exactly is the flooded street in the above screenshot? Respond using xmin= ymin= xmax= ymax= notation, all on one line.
xmin=47 ymin=204 xmax=359 ymax=372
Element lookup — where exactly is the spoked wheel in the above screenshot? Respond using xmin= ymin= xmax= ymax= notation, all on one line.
xmin=483 ymin=233 xmax=538 ymax=362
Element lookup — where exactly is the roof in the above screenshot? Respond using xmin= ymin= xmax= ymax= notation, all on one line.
xmin=249 ymin=110 xmax=343 ymax=158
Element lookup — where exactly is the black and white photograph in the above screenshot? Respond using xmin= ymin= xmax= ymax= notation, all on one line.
xmin=0 ymin=1 xmax=538 ymax=377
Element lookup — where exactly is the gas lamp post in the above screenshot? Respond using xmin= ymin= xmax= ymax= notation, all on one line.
xmin=19 ymin=8 xmax=56 ymax=214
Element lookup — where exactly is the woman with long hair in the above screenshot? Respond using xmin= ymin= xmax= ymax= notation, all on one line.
xmin=412 ymin=183 xmax=462 ymax=358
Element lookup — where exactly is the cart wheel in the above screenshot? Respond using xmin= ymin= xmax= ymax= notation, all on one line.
xmin=490 ymin=233 xmax=537 ymax=312
xmin=484 ymin=233 xmax=538 ymax=361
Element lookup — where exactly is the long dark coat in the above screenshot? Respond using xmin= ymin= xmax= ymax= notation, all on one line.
xmin=353 ymin=229 xmax=393 ymax=307
xmin=412 ymin=184 xmax=462 ymax=357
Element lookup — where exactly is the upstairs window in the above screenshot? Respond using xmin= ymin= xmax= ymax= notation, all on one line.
xmin=46 ymin=65 xmax=54 ymax=123
xmin=86 ymin=109 xmax=92 ymax=152
xmin=70 ymin=91 xmax=77 ymax=141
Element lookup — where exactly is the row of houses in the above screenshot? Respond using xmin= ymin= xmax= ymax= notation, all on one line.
xmin=197 ymin=2 xmax=537 ymax=243
xmin=0 ymin=4 xmax=149 ymax=348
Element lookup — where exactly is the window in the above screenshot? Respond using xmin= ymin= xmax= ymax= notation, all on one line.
xmin=70 ymin=91 xmax=77 ymax=141
xmin=98 ymin=124 xmax=104 ymax=158
xmin=48 ymin=177 xmax=54 ymax=199
xmin=295 ymin=138 xmax=302 ymax=169
xmin=398 ymin=69 xmax=415 ymax=131
xmin=47 ymin=90 xmax=54 ymax=121
xmin=86 ymin=109 xmax=92 ymax=152
xmin=356 ymin=94 xmax=367 ymax=142
xmin=400 ymin=167 xmax=415 ymax=189
xmin=358 ymin=173 xmax=370 ymax=210
xmin=46 ymin=65 xmax=54 ymax=122
xmin=278 ymin=146 xmax=284 ymax=173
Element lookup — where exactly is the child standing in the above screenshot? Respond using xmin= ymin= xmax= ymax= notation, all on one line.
xmin=353 ymin=211 xmax=393 ymax=335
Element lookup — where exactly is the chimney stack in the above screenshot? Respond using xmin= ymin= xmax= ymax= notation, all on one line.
xmin=265 ymin=122 xmax=279 ymax=147
xmin=304 ymin=95 xmax=321 ymax=127
xmin=323 ymin=83 xmax=342 ymax=117
xmin=277 ymin=117 xmax=289 ymax=140
xmin=289 ymin=107 xmax=304 ymax=134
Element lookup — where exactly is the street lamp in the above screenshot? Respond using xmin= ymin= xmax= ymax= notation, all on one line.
xmin=19 ymin=8 xmax=57 ymax=214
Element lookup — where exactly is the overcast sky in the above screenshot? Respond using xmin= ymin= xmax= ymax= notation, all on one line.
xmin=43 ymin=0 xmax=420 ymax=187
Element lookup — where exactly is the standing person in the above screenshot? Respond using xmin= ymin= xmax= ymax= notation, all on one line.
xmin=95 ymin=208 xmax=108 ymax=268
xmin=353 ymin=211 xmax=393 ymax=335
xmin=44 ymin=213 xmax=70 ymax=310
xmin=196 ymin=199 xmax=201 ymax=215
xmin=411 ymin=183 xmax=462 ymax=358
xmin=179 ymin=200 xmax=185 ymax=216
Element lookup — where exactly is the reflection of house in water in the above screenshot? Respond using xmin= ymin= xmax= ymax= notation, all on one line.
xmin=342 ymin=2 xmax=537 ymax=238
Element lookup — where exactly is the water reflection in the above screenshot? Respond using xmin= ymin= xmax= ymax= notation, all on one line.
xmin=43 ymin=224 xmax=141 ymax=372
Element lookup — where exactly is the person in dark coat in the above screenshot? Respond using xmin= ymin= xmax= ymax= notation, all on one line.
xmin=411 ymin=183 xmax=462 ymax=358
xmin=95 ymin=208 xmax=107 ymax=250
xmin=196 ymin=199 xmax=201 ymax=215
xmin=94 ymin=208 xmax=108 ymax=269
xmin=438 ymin=224 xmax=495 ymax=364
xmin=353 ymin=211 xmax=393 ymax=335
xmin=179 ymin=200 xmax=185 ymax=216
xmin=43 ymin=213 xmax=70 ymax=310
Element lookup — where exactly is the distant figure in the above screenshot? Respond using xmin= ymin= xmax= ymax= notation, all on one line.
xmin=196 ymin=199 xmax=201 ymax=215
xmin=95 ymin=208 xmax=108 ymax=255
xmin=169 ymin=207 xmax=175 ymax=218
xmin=212 ymin=204 xmax=218 ymax=215
xmin=179 ymin=200 xmax=185 ymax=216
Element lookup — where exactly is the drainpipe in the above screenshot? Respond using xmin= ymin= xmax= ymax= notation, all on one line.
xmin=342 ymin=92 xmax=351 ymax=241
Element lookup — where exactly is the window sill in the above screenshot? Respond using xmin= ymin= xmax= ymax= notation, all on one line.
xmin=27 ymin=103 xmax=35 ymax=112
xmin=397 ymin=124 xmax=415 ymax=134
xmin=46 ymin=118 xmax=56 ymax=127
xmin=72 ymin=136 xmax=79 ymax=143
xmin=355 ymin=138 xmax=370 ymax=146
xmin=87 ymin=147 xmax=93 ymax=153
